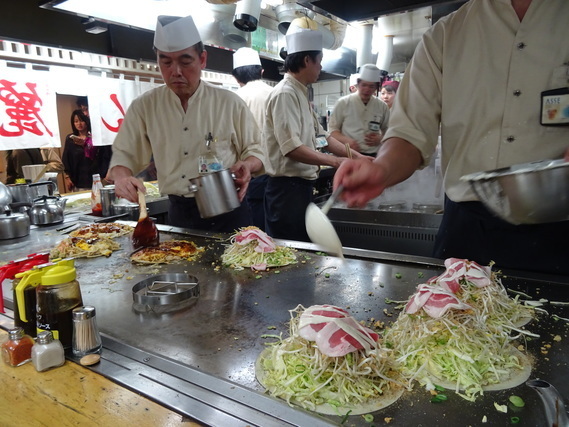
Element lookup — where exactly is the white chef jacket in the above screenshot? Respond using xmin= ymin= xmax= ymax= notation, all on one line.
xmin=236 ymin=80 xmax=273 ymax=130
xmin=110 ymin=81 xmax=264 ymax=196
xmin=384 ymin=0 xmax=569 ymax=202
xmin=264 ymin=74 xmax=327 ymax=180
xmin=328 ymin=93 xmax=390 ymax=154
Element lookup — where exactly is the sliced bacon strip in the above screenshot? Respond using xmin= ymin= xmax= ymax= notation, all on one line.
xmin=405 ymin=284 xmax=472 ymax=318
xmin=435 ymin=258 xmax=493 ymax=293
xmin=234 ymin=227 xmax=276 ymax=253
xmin=298 ymin=305 xmax=379 ymax=357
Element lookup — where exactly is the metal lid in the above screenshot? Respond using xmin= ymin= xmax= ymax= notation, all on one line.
xmin=8 ymin=327 xmax=24 ymax=340
xmin=72 ymin=305 xmax=96 ymax=321
xmin=37 ymin=330 xmax=54 ymax=344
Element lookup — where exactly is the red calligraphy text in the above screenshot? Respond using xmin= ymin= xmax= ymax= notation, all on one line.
xmin=0 ymin=79 xmax=53 ymax=137
xmin=102 ymin=94 xmax=125 ymax=133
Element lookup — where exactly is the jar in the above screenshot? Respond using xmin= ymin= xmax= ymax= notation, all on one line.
xmin=36 ymin=264 xmax=83 ymax=349
xmin=1 ymin=327 xmax=34 ymax=367
xmin=91 ymin=174 xmax=103 ymax=216
xmin=31 ymin=330 xmax=65 ymax=372
xmin=72 ymin=306 xmax=102 ymax=357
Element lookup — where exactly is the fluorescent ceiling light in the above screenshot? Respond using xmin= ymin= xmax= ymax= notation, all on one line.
xmin=51 ymin=0 xmax=216 ymax=31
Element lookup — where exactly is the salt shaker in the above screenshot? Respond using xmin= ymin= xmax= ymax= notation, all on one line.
xmin=72 ymin=306 xmax=102 ymax=358
xmin=32 ymin=331 xmax=65 ymax=372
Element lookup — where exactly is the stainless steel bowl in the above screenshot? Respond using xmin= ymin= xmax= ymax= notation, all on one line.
xmin=461 ymin=159 xmax=569 ymax=225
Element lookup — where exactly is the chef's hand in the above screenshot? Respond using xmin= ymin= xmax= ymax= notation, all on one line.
xmin=334 ymin=159 xmax=388 ymax=208
xmin=364 ymin=132 xmax=381 ymax=147
xmin=231 ymin=161 xmax=252 ymax=201
xmin=109 ymin=166 xmax=145 ymax=203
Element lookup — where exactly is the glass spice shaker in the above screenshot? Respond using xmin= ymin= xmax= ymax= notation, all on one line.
xmin=32 ymin=331 xmax=65 ymax=372
xmin=72 ymin=306 xmax=102 ymax=357
xmin=1 ymin=327 xmax=34 ymax=367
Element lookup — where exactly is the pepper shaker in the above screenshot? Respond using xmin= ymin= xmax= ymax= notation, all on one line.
xmin=1 ymin=327 xmax=34 ymax=367
xmin=72 ymin=306 xmax=102 ymax=358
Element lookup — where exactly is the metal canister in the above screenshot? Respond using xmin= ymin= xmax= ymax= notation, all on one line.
xmin=100 ymin=186 xmax=116 ymax=217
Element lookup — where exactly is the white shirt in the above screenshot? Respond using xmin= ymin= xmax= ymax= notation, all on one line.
xmin=110 ymin=81 xmax=264 ymax=196
xmin=236 ymin=80 xmax=273 ymax=130
xmin=384 ymin=0 xmax=569 ymax=202
xmin=264 ymin=74 xmax=327 ymax=180
xmin=328 ymin=93 xmax=390 ymax=154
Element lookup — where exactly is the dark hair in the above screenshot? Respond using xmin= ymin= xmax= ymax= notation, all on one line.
xmin=76 ymin=96 xmax=88 ymax=108
xmin=381 ymin=84 xmax=397 ymax=93
xmin=284 ymin=51 xmax=321 ymax=73
xmin=231 ymin=65 xmax=262 ymax=84
xmin=70 ymin=109 xmax=91 ymax=135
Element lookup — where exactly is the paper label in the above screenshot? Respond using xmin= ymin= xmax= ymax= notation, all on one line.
xmin=541 ymin=91 xmax=569 ymax=125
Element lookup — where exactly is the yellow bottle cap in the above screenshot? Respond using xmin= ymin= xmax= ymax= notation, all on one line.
xmin=41 ymin=265 xmax=76 ymax=286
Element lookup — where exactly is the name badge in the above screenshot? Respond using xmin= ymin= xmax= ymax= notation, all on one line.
xmin=540 ymin=87 xmax=569 ymax=126
xmin=315 ymin=135 xmax=328 ymax=148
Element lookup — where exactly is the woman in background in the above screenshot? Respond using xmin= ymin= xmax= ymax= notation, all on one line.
xmin=62 ymin=109 xmax=111 ymax=191
xmin=380 ymin=80 xmax=399 ymax=109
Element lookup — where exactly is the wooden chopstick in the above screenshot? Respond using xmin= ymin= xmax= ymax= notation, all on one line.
xmin=345 ymin=143 xmax=353 ymax=159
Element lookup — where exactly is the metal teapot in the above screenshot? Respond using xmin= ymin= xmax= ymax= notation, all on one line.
xmin=29 ymin=196 xmax=66 ymax=225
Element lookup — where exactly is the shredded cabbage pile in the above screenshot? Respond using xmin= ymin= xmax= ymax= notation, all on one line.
xmin=383 ymin=272 xmax=535 ymax=401
xmin=221 ymin=231 xmax=297 ymax=270
xmin=259 ymin=305 xmax=403 ymax=412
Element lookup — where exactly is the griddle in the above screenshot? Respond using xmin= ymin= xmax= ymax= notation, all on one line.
xmin=0 ymin=219 xmax=567 ymax=426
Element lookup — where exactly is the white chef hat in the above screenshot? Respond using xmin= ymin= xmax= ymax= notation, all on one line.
xmin=349 ymin=73 xmax=359 ymax=86
xmin=358 ymin=64 xmax=381 ymax=83
xmin=154 ymin=15 xmax=202 ymax=52
xmin=286 ymin=28 xmax=323 ymax=54
xmin=233 ymin=47 xmax=261 ymax=69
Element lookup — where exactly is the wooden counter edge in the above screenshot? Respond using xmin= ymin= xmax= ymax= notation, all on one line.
xmin=0 ymin=330 xmax=202 ymax=427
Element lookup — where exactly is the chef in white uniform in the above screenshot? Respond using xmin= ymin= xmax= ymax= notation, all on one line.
xmin=263 ymin=26 xmax=362 ymax=242
xmin=231 ymin=47 xmax=273 ymax=229
xmin=109 ymin=15 xmax=264 ymax=232
xmin=329 ymin=64 xmax=390 ymax=156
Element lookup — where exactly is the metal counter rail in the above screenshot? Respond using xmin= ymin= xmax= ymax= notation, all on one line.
xmin=85 ymin=336 xmax=335 ymax=427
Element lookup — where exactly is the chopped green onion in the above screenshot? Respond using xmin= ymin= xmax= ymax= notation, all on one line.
xmin=340 ymin=410 xmax=352 ymax=424
xmin=255 ymin=275 xmax=262 ymax=279
xmin=434 ymin=384 xmax=446 ymax=392
xmin=508 ymin=396 xmax=525 ymax=407
xmin=510 ymin=416 xmax=520 ymax=424
xmin=395 ymin=273 xmax=402 ymax=279
xmin=418 ymin=272 xmax=424 ymax=278
xmin=362 ymin=414 xmax=374 ymax=423
xmin=436 ymin=394 xmax=448 ymax=401
xmin=295 ymin=364 xmax=306 ymax=373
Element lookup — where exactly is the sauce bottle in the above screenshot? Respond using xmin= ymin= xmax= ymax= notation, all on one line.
xmin=1 ymin=327 xmax=34 ymax=367
xmin=91 ymin=174 xmax=103 ymax=216
xmin=36 ymin=263 xmax=83 ymax=349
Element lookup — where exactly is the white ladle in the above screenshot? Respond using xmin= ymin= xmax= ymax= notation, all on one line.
xmin=305 ymin=185 xmax=344 ymax=258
